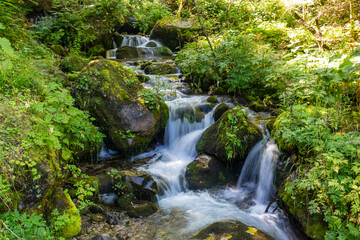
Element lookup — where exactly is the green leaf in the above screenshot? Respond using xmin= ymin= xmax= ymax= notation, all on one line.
xmin=61 ymin=148 xmax=72 ymax=160
xmin=0 ymin=23 xmax=5 ymax=30
xmin=0 ymin=37 xmax=15 ymax=57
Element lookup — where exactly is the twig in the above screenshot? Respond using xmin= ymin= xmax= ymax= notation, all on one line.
xmin=1 ymin=219 xmax=23 ymax=240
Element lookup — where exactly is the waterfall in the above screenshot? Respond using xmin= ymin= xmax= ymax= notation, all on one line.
xmin=141 ymin=96 xmax=215 ymax=197
xmin=120 ymin=35 xmax=163 ymax=48
xmin=105 ymin=39 xmax=118 ymax=59
xmin=237 ymin=133 xmax=279 ymax=204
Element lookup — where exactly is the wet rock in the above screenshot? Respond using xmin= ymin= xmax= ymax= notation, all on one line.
xmin=207 ymin=96 xmax=219 ymax=104
xmin=113 ymin=170 xmax=158 ymax=202
xmin=250 ymin=100 xmax=268 ymax=112
xmin=91 ymin=213 xmax=106 ymax=222
xmin=91 ymin=234 xmax=113 ymax=240
xmin=185 ymin=154 xmax=234 ymax=190
xmin=145 ymin=41 xmax=157 ymax=47
xmin=73 ymin=59 xmax=169 ymax=157
xmin=136 ymin=74 xmax=150 ymax=83
xmin=213 ymin=103 xmax=230 ymax=122
xmin=196 ymin=108 xmax=262 ymax=168
xmin=144 ymin=63 xmax=178 ymax=75
xmin=196 ymin=103 xmax=212 ymax=113
xmin=96 ymin=174 xmax=113 ymax=194
xmin=117 ymin=194 xmax=158 ymax=218
xmin=192 ymin=220 xmax=273 ymax=240
xmin=150 ymin=17 xmax=199 ymax=51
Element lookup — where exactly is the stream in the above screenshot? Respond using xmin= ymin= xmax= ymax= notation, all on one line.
xmin=100 ymin=35 xmax=299 ymax=240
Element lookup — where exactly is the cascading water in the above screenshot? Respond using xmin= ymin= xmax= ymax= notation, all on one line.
xmin=237 ymin=131 xmax=279 ymax=204
xmin=106 ymin=34 xmax=171 ymax=60
xmin=136 ymin=98 xmax=297 ymax=239
xmin=138 ymin=96 xmax=214 ymax=197
xmin=105 ymin=34 xmax=300 ymax=240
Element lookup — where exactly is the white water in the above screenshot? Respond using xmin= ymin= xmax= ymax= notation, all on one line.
xmin=137 ymin=96 xmax=296 ymax=239
xmin=106 ymin=35 xmax=173 ymax=60
xmin=121 ymin=35 xmax=163 ymax=48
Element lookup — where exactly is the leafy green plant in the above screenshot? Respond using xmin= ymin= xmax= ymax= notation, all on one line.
xmin=108 ymin=169 xmax=125 ymax=192
xmin=0 ymin=209 xmax=55 ymax=240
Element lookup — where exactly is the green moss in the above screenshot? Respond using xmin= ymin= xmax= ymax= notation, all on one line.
xmin=59 ymin=53 xmax=88 ymax=73
xmin=279 ymin=181 xmax=327 ymax=240
xmin=136 ymin=74 xmax=150 ymax=83
xmin=250 ymin=100 xmax=268 ymax=112
xmin=42 ymin=187 xmax=81 ymax=238
xmin=144 ymin=63 xmax=178 ymax=75
xmin=50 ymin=44 xmax=67 ymax=57
xmin=207 ymin=96 xmax=219 ymax=104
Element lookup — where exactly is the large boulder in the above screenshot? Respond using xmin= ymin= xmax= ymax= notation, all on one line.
xmin=185 ymin=154 xmax=234 ymax=190
xmin=196 ymin=108 xmax=262 ymax=168
xmin=73 ymin=59 xmax=169 ymax=156
xmin=192 ymin=221 xmax=273 ymax=240
xmin=213 ymin=103 xmax=230 ymax=122
xmin=117 ymin=194 xmax=158 ymax=218
xmin=150 ymin=17 xmax=199 ymax=51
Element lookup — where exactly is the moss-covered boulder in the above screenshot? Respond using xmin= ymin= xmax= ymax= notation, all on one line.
xmin=41 ymin=187 xmax=81 ymax=238
xmin=112 ymin=170 xmax=158 ymax=202
xmin=73 ymin=59 xmax=169 ymax=156
xmin=196 ymin=108 xmax=262 ymax=167
xmin=59 ymin=53 xmax=88 ymax=73
xmin=250 ymin=100 xmax=268 ymax=112
xmin=150 ymin=17 xmax=199 ymax=51
xmin=117 ymin=194 xmax=158 ymax=218
xmin=144 ymin=63 xmax=178 ymax=75
xmin=192 ymin=221 xmax=273 ymax=240
xmin=279 ymin=174 xmax=327 ymax=240
xmin=185 ymin=154 xmax=234 ymax=190
xmin=213 ymin=103 xmax=230 ymax=122
xmin=207 ymin=96 xmax=219 ymax=104
xmin=136 ymin=74 xmax=150 ymax=83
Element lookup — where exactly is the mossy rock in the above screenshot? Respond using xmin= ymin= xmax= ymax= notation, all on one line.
xmin=173 ymin=104 xmax=204 ymax=123
xmin=144 ymin=63 xmax=177 ymax=75
xmin=185 ymin=154 xmax=234 ymax=190
xmin=192 ymin=221 xmax=273 ymax=240
xmin=112 ymin=170 xmax=158 ymax=202
xmin=136 ymin=74 xmax=150 ymax=83
xmin=196 ymin=108 xmax=262 ymax=167
xmin=116 ymin=46 xmax=139 ymax=59
xmin=150 ymin=17 xmax=200 ymax=51
xmin=50 ymin=44 xmax=67 ymax=56
xmin=266 ymin=119 xmax=276 ymax=133
xmin=146 ymin=41 xmax=158 ymax=47
xmin=88 ymin=44 xmax=106 ymax=57
xmin=279 ymin=175 xmax=327 ymax=240
xmin=117 ymin=194 xmax=158 ymax=218
xmin=140 ymin=61 xmax=152 ymax=70
xmin=59 ymin=53 xmax=88 ymax=73
xmin=41 ymin=187 xmax=81 ymax=238
xmin=207 ymin=96 xmax=219 ymax=104
xmin=250 ymin=100 xmax=268 ymax=112
xmin=74 ymin=59 xmax=168 ymax=156
xmin=213 ymin=103 xmax=230 ymax=122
